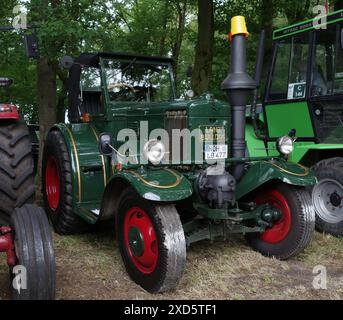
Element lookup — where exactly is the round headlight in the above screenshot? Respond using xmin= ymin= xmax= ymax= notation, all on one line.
xmin=143 ymin=139 xmax=165 ymax=165
xmin=277 ymin=136 xmax=294 ymax=155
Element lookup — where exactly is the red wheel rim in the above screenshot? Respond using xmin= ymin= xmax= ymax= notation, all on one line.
xmin=124 ymin=207 xmax=158 ymax=274
xmin=255 ymin=190 xmax=291 ymax=244
xmin=45 ymin=156 xmax=60 ymax=211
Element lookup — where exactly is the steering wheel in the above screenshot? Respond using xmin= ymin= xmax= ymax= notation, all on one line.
xmin=108 ymin=83 xmax=136 ymax=92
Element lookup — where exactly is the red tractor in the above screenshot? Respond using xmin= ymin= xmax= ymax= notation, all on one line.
xmin=0 ymin=77 xmax=55 ymax=299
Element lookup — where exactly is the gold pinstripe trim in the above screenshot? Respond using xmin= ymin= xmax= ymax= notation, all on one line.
xmin=63 ymin=125 xmax=82 ymax=201
xmin=89 ymin=125 xmax=107 ymax=187
xmin=264 ymin=161 xmax=310 ymax=177
xmin=128 ymin=168 xmax=181 ymax=189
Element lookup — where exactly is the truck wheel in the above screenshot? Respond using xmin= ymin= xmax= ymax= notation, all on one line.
xmin=10 ymin=205 xmax=56 ymax=300
xmin=117 ymin=188 xmax=186 ymax=293
xmin=42 ymin=130 xmax=89 ymax=234
xmin=0 ymin=121 xmax=35 ymax=224
xmin=312 ymin=158 xmax=343 ymax=236
xmin=246 ymin=184 xmax=315 ymax=260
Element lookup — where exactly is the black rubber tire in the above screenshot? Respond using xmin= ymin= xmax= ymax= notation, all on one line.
xmin=312 ymin=158 xmax=343 ymax=236
xmin=246 ymin=184 xmax=315 ymax=260
xmin=42 ymin=130 xmax=89 ymax=235
xmin=117 ymin=188 xmax=186 ymax=293
xmin=0 ymin=120 xmax=35 ymax=225
xmin=10 ymin=204 xmax=56 ymax=300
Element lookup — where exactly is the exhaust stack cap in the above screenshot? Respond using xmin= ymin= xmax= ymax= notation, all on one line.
xmin=231 ymin=16 xmax=249 ymax=38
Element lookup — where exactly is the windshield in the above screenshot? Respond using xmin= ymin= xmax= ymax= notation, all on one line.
xmin=102 ymin=58 xmax=175 ymax=103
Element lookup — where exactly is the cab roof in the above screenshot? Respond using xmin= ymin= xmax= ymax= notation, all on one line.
xmin=74 ymin=52 xmax=174 ymax=68
xmin=273 ymin=9 xmax=343 ymax=40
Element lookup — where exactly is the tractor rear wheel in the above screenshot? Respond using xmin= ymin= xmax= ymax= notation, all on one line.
xmin=312 ymin=158 xmax=343 ymax=236
xmin=10 ymin=204 xmax=56 ymax=300
xmin=0 ymin=120 xmax=35 ymax=224
xmin=42 ymin=130 xmax=89 ymax=235
xmin=117 ymin=188 xmax=186 ymax=293
xmin=246 ymin=184 xmax=315 ymax=260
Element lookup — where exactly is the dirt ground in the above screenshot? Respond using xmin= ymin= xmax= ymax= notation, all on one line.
xmin=1 ymin=220 xmax=341 ymax=300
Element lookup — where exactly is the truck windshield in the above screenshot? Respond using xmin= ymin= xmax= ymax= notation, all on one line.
xmin=102 ymin=58 xmax=175 ymax=103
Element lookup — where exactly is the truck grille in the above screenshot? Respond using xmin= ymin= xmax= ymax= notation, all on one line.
xmin=165 ymin=110 xmax=188 ymax=163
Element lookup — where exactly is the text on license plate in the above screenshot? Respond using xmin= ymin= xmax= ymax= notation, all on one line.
xmin=205 ymin=144 xmax=228 ymax=160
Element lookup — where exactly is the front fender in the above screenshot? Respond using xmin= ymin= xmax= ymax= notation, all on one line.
xmin=236 ymin=161 xmax=317 ymax=199
xmin=111 ymin=168 xmax=193 ymax=202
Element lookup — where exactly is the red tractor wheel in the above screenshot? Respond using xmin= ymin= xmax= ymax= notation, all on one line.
xmin=10 ymin=205 xmax=56 ymax=300
xmin=246 ymin=184 xmax=315 ymax=260
xmin=117 ymin=188 xmax=186 ymax=293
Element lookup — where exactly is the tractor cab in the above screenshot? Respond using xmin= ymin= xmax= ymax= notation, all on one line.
xmin=258 ymin=9 xmax=343 ymax=164
xmin=248 ymin=9 xmax=343 ymax=236
xmin=65 ymin=53 xmax=176 ymax=123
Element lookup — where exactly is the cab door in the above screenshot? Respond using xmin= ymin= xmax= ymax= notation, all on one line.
xmin=308 ymin=23 xmax=343 ymax=144
xmin=264 ymin=32 xmax=315 ymax=149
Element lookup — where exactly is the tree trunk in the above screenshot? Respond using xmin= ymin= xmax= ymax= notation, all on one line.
xmin=191 ymin=0 xmax=214 ymax=96
xmin=260 ymin=0 xmax=275 ymax=86
xmin=159 ymin=0 xmax=170 ymax=56
xmin=172 ymin=0 xmax=187 ymax=88
xmin=37 ymin=58 xmax=57 ymax=178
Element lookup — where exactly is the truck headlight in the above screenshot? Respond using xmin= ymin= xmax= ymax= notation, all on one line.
xmin=143 ymin=139 xmax=165 ymax=165
xmin=277 ymin=136 xmax=294 ymax=155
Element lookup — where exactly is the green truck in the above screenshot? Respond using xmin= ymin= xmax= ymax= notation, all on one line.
xmin=248 ymin=9 xmax=343 ymax=236
xmin=42 ymin=16 xmax=317 ymax=293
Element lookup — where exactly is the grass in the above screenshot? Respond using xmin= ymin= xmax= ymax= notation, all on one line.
xmin=0 ymin=220 xmax=341 ymax=300
xmin=50 ymin=224 xmax=342 ymax=300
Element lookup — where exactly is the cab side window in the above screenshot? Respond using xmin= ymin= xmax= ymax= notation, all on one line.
xmin=334 ymin=24 xmax=343 ymax=94
xmin=312 ymin=24 xmax=343 ymax=96
xmin=268 ymin=34 xmax=310 ymax=101
xmin=269 ymin=39 xmax=291 ymax=100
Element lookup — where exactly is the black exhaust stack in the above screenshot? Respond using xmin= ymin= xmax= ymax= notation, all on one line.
xmin=221 ymin=16 xmax=256 ymax=180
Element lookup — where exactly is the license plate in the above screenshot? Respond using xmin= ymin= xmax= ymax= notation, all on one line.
xmin=205 ymin=144 xmax=228 ymax=160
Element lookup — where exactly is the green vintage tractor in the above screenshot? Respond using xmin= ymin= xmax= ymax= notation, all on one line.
xmin=42 ymin=16 xmax=317 ymax=293
xmin=247 ymin=9 xmax=343 ymax=236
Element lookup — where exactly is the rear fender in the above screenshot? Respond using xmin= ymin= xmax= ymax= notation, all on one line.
xmin=0 ymin=105 xmax=19 ymax=120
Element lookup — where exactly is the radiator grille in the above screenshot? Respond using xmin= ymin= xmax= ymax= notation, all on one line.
xmin=164 ymin=110 xmax=188 ymax=163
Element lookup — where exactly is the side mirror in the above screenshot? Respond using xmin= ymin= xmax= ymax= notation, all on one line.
xmin=98 ymin=133 xmax=114 ymax=156
xmin=0 ymin=78 xmax=13 ymax=87
xmin=60 ymin=56 xmax=75 ymax=69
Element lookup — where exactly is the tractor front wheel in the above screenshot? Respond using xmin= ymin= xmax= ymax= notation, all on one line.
xmin=312 ymin=158 xmax=343 ymax=236
xmin=10 ymin=205 xmax=56 ymax=300
xmin=246 ymin=184 xmax=315 ymax=260
xmin=117 ymin=188 xmax=186 ymax=293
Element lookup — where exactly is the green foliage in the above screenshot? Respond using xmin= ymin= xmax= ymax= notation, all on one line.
xmin=0 ymin=0 xmax=332 ymax=122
